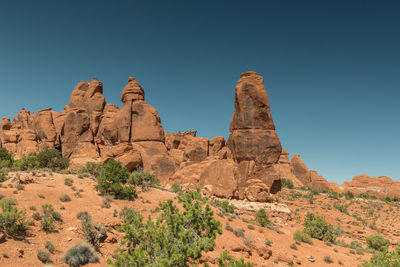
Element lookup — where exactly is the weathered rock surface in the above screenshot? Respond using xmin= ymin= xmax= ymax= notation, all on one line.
xmin=291 ymin=154 xmax=312 ymax=187
xmin=101 ymin=143 xmax=142 ymax=171
xmin=341 ymin=174 xmax=400 ymax=198
xmin=227 ymin=71 xmax=282 ymax=201
xmin=278 ymin=150 xmax=303 ymax=187
xmin=3 ymin=71 xmax=369 ymax=201
xmin=290 ymin=154 xmax=333 ymax=190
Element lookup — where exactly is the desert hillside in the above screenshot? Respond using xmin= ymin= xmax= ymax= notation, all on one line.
xmin=1 ymin=162 xmax=400 ymax=266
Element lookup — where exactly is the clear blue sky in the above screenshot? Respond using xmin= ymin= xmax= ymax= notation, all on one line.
xmin=0 ymin=1 xmax=399 ymax=183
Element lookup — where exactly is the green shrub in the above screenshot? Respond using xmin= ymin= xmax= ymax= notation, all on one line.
xmin=366 ymin=235 xmax=389 ymax=252
xmin=225 ymin=222 xmax=234 ymax=232
xmin=304 ymin=212 xmax=337 ymax=243
xmin=37 ymin=249 xmax=51 ymax=263
xmin=306 ymin=192 xmax=315 ymax=204
xmin=0 ymin=148 xmax=13 ymax=167
xmin=171 ymin=183 xmax=183 ymax=194
xmin=0 ymin=167 xmax=8 ymax=182
xmin=0 ymin=147 xmax=14 ymax=170
xmin=37 ymin=148 xmax=69 ymax=171
xmin=32 ymin=212 xmax=42 ymax=221
xmin=45 ymin=240 xmax=56 ymax=253
xmin=362 ymin=250 xmax=400 ymax=266
xmin=293 ymin=230 xmax=313 ymax=244
xmin=0 ymin=198 xmax=30 ymax=236
xmin=334 ymin=202 xmax=349 ymax=215
xmin=290 ymin=243 xmax=297 ymax=250
xmin=210 ymin=199 xmax=235 ymax=214
xmin=281 ymin=178 xmax=294 ymax=189
xmin=77 ymin=211 xmax=90 ymax=220
xmin=79 ymin=212 xmax=107 ymax=251
xmin=16 ymin=184 xmax=24 ymax=190
xmin=244 ymin=234 xmax=254 ymax=248
xmin=350 ymin=240 xmax=362 ymax=249
xmin=358 ymin=193 xmax=377 ymax=200
xmin=255 ymin=209 xmax=270 ymax=227
xmin=40 ymin=204 xmax=62 ymax=232
xmin=323 ymin=255 xmax=333 ymax=264
xmin=95 ymin=159 xmax=136 ymax=200
xmin=60 ymin=194 xmax=71 ymax=202
xmin=62 ymin=241 xmax=99 ymax=266
xmin=344 ymin=191 xmax=354 ymax=200
xmin=328 ymin=191 xmax=339 ymax=200
xmin=40 ymin=212 xmax=55 ymax=232
xmin=78 ymin=162 xmax=101 ymax=178
xmin=234 ymin=227 xmax=245 ymax=238
xmin=109 ymin=189 xmax=222 ymax=266
xmin=217 ymin=250 xmax=254 ymax=267
xmin=101 ymin=195 xmax=113 ymax=208
xmin=128 ymin=168 xmax=159 ymax=191
xmin=14 ymin=149 xmax=69 ymax=171
xmin=64 ymin=178 xmax=74 ymax=186
xmin=14 ymin=153 xmax=39 ymax=170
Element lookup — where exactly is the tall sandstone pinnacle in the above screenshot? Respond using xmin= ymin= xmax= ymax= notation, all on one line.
xmin=227 ymin=71 xmax=282 ymax=200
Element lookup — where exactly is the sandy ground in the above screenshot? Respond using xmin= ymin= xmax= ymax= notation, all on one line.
xmin=1 ymin=171 xmax=398 ymax=266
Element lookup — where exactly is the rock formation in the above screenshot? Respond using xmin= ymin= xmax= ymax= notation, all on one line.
xmin=3 ymin=71 xmax=364 ymax=201
xmin=227 ymin=71 xmax=282 ymax=200
xmin=278 ymin=150 xmax=303 ymax=187
xmin=340 ymin=174 xmax=400 ymax=198
xmin=96 ymin=77 xmax=176 ymax=179
xmin=290 ymin=154 xmax=334 ymax=190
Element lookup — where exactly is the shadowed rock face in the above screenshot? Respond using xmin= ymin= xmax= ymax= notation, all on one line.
xmin=0 ymin=71 xmax=295 ymax=202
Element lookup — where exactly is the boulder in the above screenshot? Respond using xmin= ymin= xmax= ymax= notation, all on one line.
xmin=101 ymin=143 xmax=142 ymax=171
xmin=134 ymin=141 xmax=176 ymax=180
xmin=130 ymin=101 xmax=165 ymax=142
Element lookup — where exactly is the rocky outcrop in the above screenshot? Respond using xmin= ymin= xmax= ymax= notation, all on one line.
xmin=290 ymin=154 xmax=334 ymax=190
xmin=341 ymin=174 xmax=400 ymax=198
xmin=278 ymin=150 xmax=303 ymax=187
xmin=227 ymin=71 xmax=282 ymax=201
xmin=291 ymin=154 xmax=312 ymax=187
xmin=96 ymin=77 xmax=175 ymax=178
xmin=0 ymin=71 xmax=304 ymax=202
xmin=60 ymin=79 xmax=106 ymax=165
xmin=0 ymin=118 xmax=19 ymax=155
xmin=34 ymin=108 xmax=57 ymax=150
